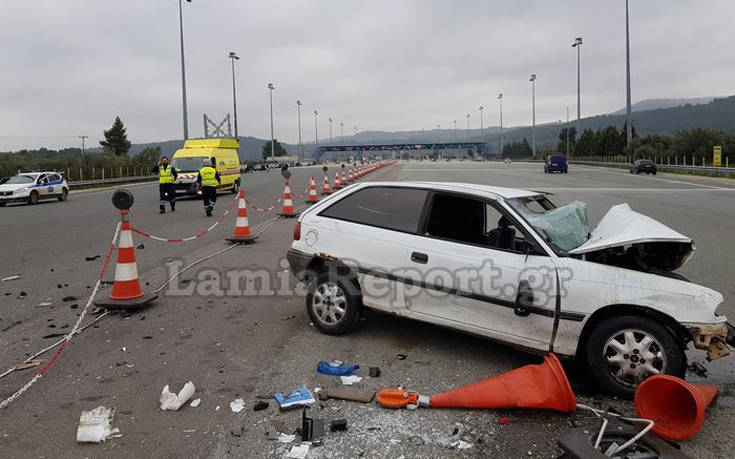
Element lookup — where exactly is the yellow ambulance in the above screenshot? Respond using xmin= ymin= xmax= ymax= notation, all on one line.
xmin=170 ymin=138 xmax=242 ymax=196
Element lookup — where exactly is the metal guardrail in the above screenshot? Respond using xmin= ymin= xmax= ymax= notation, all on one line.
xmin=570 ymin=161 xmax=735 ymax=177
xmin=68 ymin=175 xmax=157 ymax=188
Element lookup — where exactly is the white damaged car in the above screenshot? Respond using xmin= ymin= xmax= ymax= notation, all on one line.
xmin=287 ymin=182 xmax=733 ymax=398
xmin=0 ymin=172 xmax=69 ymax=206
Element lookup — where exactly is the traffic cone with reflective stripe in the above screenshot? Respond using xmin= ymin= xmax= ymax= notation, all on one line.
xmin=95 ymin=209 xmax=157 ymax=310
xmin=341 ymin=171 xmax=348 ymax=186
xmin=226 ymin=190 xmax=258 ymax=244
xmin=333 ymin=172 xmax=342 ymax=189
xmin=278 ymin=179 xmax=298 ymax=217
xmin=306 ymin=176 xmax=318 ymax=204
xmin=348 ymin=168 xmax=354 ymax=182
xmin=321 ymin=175 xmax=332 ymax=195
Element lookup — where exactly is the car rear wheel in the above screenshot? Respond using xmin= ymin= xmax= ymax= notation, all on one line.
xmin=58 ymin=188 xmax=68 ymax=201
xmin=585 ymin=315 xmax=685 ymax=399
xmin=306 ymin=272 xmax=361 ymax=335
xmin=28 ymin=191 xmax=39 ymax=205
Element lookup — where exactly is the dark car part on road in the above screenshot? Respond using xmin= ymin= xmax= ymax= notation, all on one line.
xmin=557 ymin=422 xmax=689 ymax=459
xmin=585 ymin=315 xmax=686 ymax=399
xmin=301 ymin=407 xmax=325 ymax=441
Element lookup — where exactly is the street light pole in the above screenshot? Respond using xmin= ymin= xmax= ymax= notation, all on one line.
xmin=228 ymin=52 xmax=240 ymax=138
xmin=566 ymin=106 xmax=570 ymax=156
xmin=530 ymin=74 xmax=536 ymax=157
xmin=313 ymin=110 xmax=318 ymax=146
xmin=296 ymin=100 xmax=303 ymax=162
xmin=178 ymin=0 xmax=190 ymax=140
xmin=453 ymin=119 xmax=457 ymax=142
xmin=478 ymin=106 xmax=484 ymax=133
xmin=328 ymin=118 xmax=333 ymax=145
xmin=625 ymin=0 xmax=633 ymax=157
xmin=498 ymin=93 xmax=503 ymax=155
xmin=268 ymin=83 xmax=275 ymax=160
xmin=79 ymin=135 xmax=87 ymax=159
xmin=353 ymin=126 xmax=357 ymax=145
xmin=340 ymin=122 xmax=344 ymax=143
xmin=466 ymin=113 xmax=470 ymax=139
xmin=572 ymin=37 xmax=583 ymax=136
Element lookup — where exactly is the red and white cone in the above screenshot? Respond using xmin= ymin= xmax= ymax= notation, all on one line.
xmin=278 ymin=179 xmax=298 ymax=217
xmin=306 ymin=176 xmax=318 ymax=204
xmin=341 ymin=171 xmax=348 ymax=186
xmin=348 ymin=168 xmax=354 ymax=182
xmin=226 ymin=191 xmax=258 ymax=244
xmin=321 ymin=175 xmax=332 ymax=195
xmin=333 ymin=172 xmax=342 ymax=189
xmin=95 ymin=209 xmax=157 ymax=310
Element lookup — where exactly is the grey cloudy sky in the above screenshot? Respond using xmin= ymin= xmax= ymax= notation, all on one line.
xmin=1 ymin=0 xmax=733 ymax=151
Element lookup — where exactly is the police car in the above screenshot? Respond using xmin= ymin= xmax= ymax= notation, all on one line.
xmin=0 ymin=172 xmax=69 ymax=206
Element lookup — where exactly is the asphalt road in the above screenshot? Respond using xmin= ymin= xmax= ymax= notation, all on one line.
xmin=1 ymin=161 xmax=734 ymax=458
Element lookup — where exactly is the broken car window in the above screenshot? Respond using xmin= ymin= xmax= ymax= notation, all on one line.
xmin=509 ymin=197 xmax=590 ymax=252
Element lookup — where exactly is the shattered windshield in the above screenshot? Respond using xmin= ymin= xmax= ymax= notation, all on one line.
xmin=509 ymin=196 xmax=590 ymax=252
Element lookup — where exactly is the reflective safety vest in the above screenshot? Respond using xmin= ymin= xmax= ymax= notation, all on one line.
xmin=199 ymin=166 xmax=218 ymax=187
xmin=159 ymin=166 xmax=174 ymax=184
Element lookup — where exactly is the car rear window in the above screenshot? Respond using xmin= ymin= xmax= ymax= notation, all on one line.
xmin=549 ymin=155 xmax=567 ymax=162
xmin=320 ymin=186 xmax=429 ymax=233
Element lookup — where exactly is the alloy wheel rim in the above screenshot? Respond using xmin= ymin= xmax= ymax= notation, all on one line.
xmin=312 ymin=282 xmax=346 ymax=326
xmin=602 ymin=328 xmax=667 ymax=388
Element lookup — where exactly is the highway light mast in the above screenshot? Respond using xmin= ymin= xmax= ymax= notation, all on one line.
xmin=625 ymin=0 xmax=633 ymax=157
xmin=572 ymin=37 xmax=583 ymax=136
xmin=313 ymin=110 xmax=319 ymax=146
xmin=178 ymin=0 xmax=191 ymax=140
xmin=478 ymin=106 xmax=484 ymax=134
xmin=497 ymin=93 xmax=503 ymax=156
xmin=228 ymin=52 xmax=240 ymax=138
xmin=296 ymin=100 xmax=303 ymax=162
xmin=530 ymin=74 xmax=536 ymax=157
xmin=268 ymin=83 xmax=275 ymax=160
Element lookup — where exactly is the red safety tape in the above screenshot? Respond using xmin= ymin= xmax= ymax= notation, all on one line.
xmin=131 ymin=194 xmax=238 ymax=242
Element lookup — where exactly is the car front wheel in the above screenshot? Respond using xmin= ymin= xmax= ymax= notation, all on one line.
xmin=585 ymin=315 xmax=685 ymax=399
xmin=306 ymin=272 xmax=361 ymax=335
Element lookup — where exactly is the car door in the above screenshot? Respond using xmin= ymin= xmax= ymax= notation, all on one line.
xmin=315 ymin=186 xmax=430 ymax=313
xmin=47 ymin=173 xmax=62 ymax=195
xmin=403 ymin=191 xmax=561 ymax=351
xmin=36 ymin=174 xmax=50 ymax=197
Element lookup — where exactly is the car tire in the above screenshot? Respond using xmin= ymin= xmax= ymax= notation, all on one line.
xmin=28 ymin=191 xmax=39 ymax=205
xmin=306 ymin=271 xmax=362 ymax=335
xmin=231 ymin=180 xmax=239 ymax=194
xmin=58 ymin=188 xmax=68 ymax=201
xmin=585 ymin=315 xmax=685 ymax=399
xmin=652 ymin=171 xmax=657 ymax=175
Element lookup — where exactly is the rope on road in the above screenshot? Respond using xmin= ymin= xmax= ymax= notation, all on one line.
xmin=131 ymin=193 xmax=238 ymax=242
xmin=0 ymin=222 xmax=121 ymax=410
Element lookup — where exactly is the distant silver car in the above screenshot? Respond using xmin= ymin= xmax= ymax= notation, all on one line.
xmin=0 ymin=172 xmax=68 ymax=206
xmin=288 ymin=181 xmax=733 ymax=398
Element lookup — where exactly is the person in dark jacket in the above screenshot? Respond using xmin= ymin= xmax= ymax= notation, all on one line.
xmin=197 ymin=157 xmax=221 ymax=217
xmin=152 ymin=156 xmax=178 ymax=213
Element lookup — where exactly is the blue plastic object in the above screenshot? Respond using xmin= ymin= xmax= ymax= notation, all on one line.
xmin=317 ymin=361 xmax=360 ymax=376
xmin=274 ymin=387 xmax=315 ymax=409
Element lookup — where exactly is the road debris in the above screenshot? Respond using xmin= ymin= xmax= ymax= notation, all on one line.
xmin=317 ymin=360 xmax=359 ymax=376
xmin=76 ymin=406 xmax=120 ymax=443
xmin=450 ymin=440 xmax=473 ymax=450
xmin=286 ymin=443 xmax=310 ymax=459
xmin=253 ymin=400 xmax=269 ymax=411
xmin=230 ymin=398 xmax=245 ymax=413
xmin=159 ymin=381 xmax=196 ymax=411
xmin=62 ymin=296 xmax=77 ymax=302
xmin=321 ymin=387 xmax=375 ymax=403
xmin=190 ymin=398 xmax=201 ymax=408
xmin=136 ymin=244 xmax=145 ymax=249
xmin=281 ymin=314 xmax=296 ymax=320
xmin=85 ymin=255 xmax=101 ymax=261
xmin=301 ymin=407 xmax=325 ymax=441
xmin=689 ymin=361 xmax=708 ymax=377
xmin=277 ymin=433 xmax=296 ymax=443
xmin=339 ymin=375 xmax=363 ymax=386
xmin=369 ymin=366 xmax=381 ymax=377
xmin=330 ymin=419 xmax=348 ymax=432
xmin=37 ymin=301 xmax=52 ymax=308
xmin=1 ymin=274 xmax=21 ymax=282
xmin=275 ymin=387 xmax=315 ymax=410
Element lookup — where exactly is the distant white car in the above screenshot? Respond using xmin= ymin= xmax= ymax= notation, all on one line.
xmin=504 ymin=158 xmax=512 ymax=164
xmin=0 ymin=172 xmax=69 ymax=206
xmin=287 ymin=181 xmax=732 ymax=398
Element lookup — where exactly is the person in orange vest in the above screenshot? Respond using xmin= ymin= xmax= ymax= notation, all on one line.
xmin=197 ymin=157 xmax=221 ymax=217
xmin=152 ymin=156 xmax=178 ymax=214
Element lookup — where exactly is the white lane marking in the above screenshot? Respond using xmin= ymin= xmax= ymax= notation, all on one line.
xmin=573 ymin=166 xmax=734 ymax=191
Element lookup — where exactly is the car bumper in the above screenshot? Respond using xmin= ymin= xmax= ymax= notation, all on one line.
xmin=286 ymin=248 xmax=313 ymax=282
xmin=0 ymin=195 xmax=29 ymax=203
xmin=173 ymin=182 xmax=199 ymax=195
xmin=684 ymin=321 xmax=732 ymax=361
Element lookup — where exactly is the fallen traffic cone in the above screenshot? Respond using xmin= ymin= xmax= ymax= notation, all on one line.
xmin=306 ymin=176 xmax=318 ymax=204
xmin=377 ymin=354 xmax=576 ymax=412
xmin=95 ymin=209 xmax=157 ymax=310
xmin=333 ymin=172 xmax=342 ymax=189
xmin=278 ymin=179 xmax=298 ymax=218
xmin=226 ymin=190 xmax=258 ymax=244
xmin=321 ymin=175 xmax=331 ymax=195
xmin=634 ymin=374 xmax=718 ymax=441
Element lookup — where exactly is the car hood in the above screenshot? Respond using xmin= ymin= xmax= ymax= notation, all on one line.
xmin=569 ymin=203 xmax=694 ymax=271
xmin=0 ymin=183 xmax=31 ymax=192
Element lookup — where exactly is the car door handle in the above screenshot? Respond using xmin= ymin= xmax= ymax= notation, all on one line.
xmin=411 ymin=252 xmax=428 ymax=264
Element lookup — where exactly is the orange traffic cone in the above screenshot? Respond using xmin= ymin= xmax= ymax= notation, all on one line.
xmin=333 ymin=172 xmax=342 ymax=189
xmin=306 ymin=176 xmax=318 ymax=204
xmin=377 ymin=354 xmax=576 ymax=412
xmin=635 ymin=374 xmax=718 ymax=441
xmin=341 ymin=171 xmax=348 ymax=186
xmin=278 ymin=179 xmax=298 ymax=217
xmin=348 ymin=168 xmax=354 ymax=182
xmin=226 ymin=190 xmax=258 ymax=244
xmin=95 ymin=209 xmax=157 ymax=310
xmin=321 ymin=175 xmax=331 ymax=195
